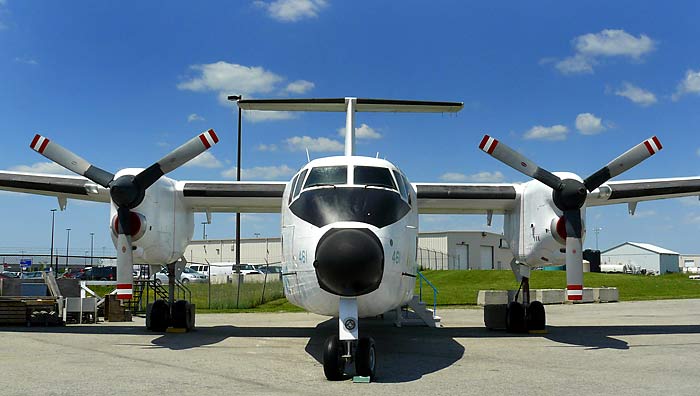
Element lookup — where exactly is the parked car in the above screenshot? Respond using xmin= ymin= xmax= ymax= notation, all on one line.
xmin=20 ymin=271 xmax=45 ymax=279
xmin=256 ymin=264 xmax=282 ymax=275
xmin=61 ymin=268 xmax=86 ymax=279
xmin=0 ymin=271 xmax=19 ymax=278
xmin=80 ymin=266 xmax=116 ymax=281
xmin=154 ymin=266 xmax=208 ymax=285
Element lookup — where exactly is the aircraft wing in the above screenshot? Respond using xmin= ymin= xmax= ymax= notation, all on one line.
xmin=413 ymin=183 xmax=518 ymax=214
xmin=0 ymin=171 xmax=111 ymax=203
xmin=587 ymin=176 xmax=700 ymax=207
xmin=179 ymin=181 xmax=286 ymax=213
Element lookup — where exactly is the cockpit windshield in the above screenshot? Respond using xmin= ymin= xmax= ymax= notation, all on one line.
xmin=354 ymin=166 xmax=397 ymax=190
xmin=304 ymin=166 xmax=347 ymax=188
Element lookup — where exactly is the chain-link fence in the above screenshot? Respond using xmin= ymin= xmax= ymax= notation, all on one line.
xmin=417 ymin=248 xmax=460 ymax=270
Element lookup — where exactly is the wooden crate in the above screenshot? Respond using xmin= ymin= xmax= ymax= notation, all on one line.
xmin=0 ymin=300 xmax=27 ymax=325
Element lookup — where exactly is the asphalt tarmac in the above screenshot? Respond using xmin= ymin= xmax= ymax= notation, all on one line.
xmin=1 ymin=299 xmax=699 ymax=396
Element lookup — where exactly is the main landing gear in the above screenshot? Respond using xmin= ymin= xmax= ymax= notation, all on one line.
xmin=146 ymin=261 xmax=196 ymax=332
xmin=506 ymin=276 xmax=546 ymax=333
xmin=323 ymin=297 xmax=377 ymax=381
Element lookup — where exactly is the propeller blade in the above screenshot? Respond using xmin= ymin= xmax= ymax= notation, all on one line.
xmin=584 ymin=136 xmax=662 ymax=191
xmin=135 ymin=129 xmax=219 ymax=189
xmin=478 ymin=134 xmax=563 ymax=191
xmin=564 ymin=209 xmax=584 ymax=302
xmin=115 ymin=207 xmax=134 ymax=300
xmin=30 ymin=134 xmax=114 ymax=187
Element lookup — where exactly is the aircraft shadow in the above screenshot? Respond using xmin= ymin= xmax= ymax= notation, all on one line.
xmin=4 ymin=321 xmax=700 ymax=381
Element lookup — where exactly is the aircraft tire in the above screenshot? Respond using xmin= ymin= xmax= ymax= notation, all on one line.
xmin=526 ymin=301 xmax=546 ymax=330
xmin=150 ymin=299 xmax=170 ymax=332
xmin=355 ymin=337 xmax=376 ymax=379
xmin=506 ymin=301 xmax=526 ymax=333
xmin=171 ymin=300 xmax=189 ymax=329
xmin=322 ymin=335 xmax=344 ymax=381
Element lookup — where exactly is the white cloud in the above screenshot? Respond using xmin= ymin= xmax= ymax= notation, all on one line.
xmin=257 ymin=143 xmax=278 ymax=152
xmin=221 ymin=164 xmax=295 ymax=180
xmin=337 ymin=123 xmax=382 ymax=139
xmin=524 ymin=125 xmax=568 ymax=141
xmin=614 ymin=82 xmax=657 ymax=106
xmin=178 ymin=61 xmax=315 ymax=122
xmin=9 ymin=162 xmax=73 ymax=175
xmin=187 ymin=113 xmax=205 ymax=122
xmin=243 ymin=110 xmax=296 ymax=123
xmin=285 ymin=79 xmax=315 ymax=94
xmin=555 ymin=54 xmax=594 ymax=75
xmin=672 ymin=69 xmax=700 ymax=101
xmin=439 ymin=171 xmax=505 ymax=183
xmin=575 ymin=113 xmax=606 ymax=135
xmin=256 ymin=0 xmax=327 ymax=22
xmin=574 ymin=29 xmax=655 ymax=59
xmin=178 ymin=61 xmax=283 ymax=95
xmin=183 ymin=151 xmax=223 ymax=168
xmin=548 ymin=29 xmax=656 ymax=75
xmin=14 ymin=57 xmax=38 ymax=66
xmin=285 ymin=136 xmax=343 ymax=152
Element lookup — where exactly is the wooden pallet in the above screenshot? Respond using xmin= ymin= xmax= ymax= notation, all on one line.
xmin=0 ymin=300 xmax=27 ymax=325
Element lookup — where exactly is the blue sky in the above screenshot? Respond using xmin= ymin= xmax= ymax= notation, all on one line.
xmin=1 ymin=0 xmax=700 ymax=257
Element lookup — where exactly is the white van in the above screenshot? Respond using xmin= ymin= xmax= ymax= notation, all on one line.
xmin=188 ymin=263 xmax=261 ymax=284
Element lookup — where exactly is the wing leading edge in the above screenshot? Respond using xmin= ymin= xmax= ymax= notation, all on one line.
xmin=180 ymin=181 xmax=286 ymax=213
xmin=414 ymin=183 xmax=518 ymax=214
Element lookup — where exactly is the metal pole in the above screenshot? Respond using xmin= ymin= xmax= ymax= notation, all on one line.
xmin=202 ymin=222 xmax=207 ymax=240
xmin=65 ymin=228 xmax=71 ymax=273
xmin=90 ymin=232 xmax=94 ymax=266
xmin=227 ymin=94 xmax=243 ymax=308
xmin=50 ymin=209 xmax=57 ymax=277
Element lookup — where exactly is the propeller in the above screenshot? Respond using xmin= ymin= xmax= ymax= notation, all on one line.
xmin=479 ymin=134 xmax=662 ymax=300
xmin=30 ymin=129 xmax=219 ymax=299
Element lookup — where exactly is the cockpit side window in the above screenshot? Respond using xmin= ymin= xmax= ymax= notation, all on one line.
xmin=392 ymin=170 xmax=408 ymax=200
xmin=354 ymin=166 xmax=397 ymax=190
xmin=293 ymin=169 xmax=308 ymax=198
xmin=289 ymin=174 xmax=300 ymax=203
xmin=304 ymin=166 xmax=347 ymax=188
xmin=401 ymin=173 xmax=412 ymax=204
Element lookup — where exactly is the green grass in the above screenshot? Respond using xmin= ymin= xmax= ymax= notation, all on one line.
xmin=417 ymin=270 xmax=700 ymax=306
xmin=86 ymin=271 xmax=700 ymax=313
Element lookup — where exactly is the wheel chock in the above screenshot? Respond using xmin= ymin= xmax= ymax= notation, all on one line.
xmin=528 ymin=329 xmax=548 ymax=335
xmin=166 ymin=327 xmax=188 ymax=333
xmin=352 ymin=376 xmax=371 ymax=383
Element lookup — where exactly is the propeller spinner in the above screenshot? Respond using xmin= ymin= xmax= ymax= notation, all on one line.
xmin=479 ymin=134 xmax=662 ymax=300
xmin=30 ymin=129 xmax=219 ymax=299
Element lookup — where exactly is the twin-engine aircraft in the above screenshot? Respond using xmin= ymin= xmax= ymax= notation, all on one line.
xmin=2 ymin=97 xmax=700 ymax=380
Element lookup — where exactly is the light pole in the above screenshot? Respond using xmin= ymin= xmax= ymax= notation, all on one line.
xmin=90 ymin=232 xmax=94 ymax=266
xmin=227 ymin=94 xmax=243 ymax=308
xmin=65 ymin=228 xmax=71 ymax=272
xmin=201 ymin=222 xmax=207 ymax=240
xmin=50 ymin=209 xmax=57 ymax=276
xmin=593 ymin=227 xmax=603 ymax=251
xmin=254 ymin=233 xmax=260 ymax=238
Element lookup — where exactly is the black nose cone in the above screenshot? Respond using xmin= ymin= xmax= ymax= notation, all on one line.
xmin=314 ymin=228 xmax=384 ymax=297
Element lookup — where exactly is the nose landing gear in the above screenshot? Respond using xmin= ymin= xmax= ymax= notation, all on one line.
xmin=322 ymin=297 xmax=377 ymax=381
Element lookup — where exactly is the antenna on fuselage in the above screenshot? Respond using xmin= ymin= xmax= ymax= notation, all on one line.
xmin=305 ymin=147 xmax=311 ymax=163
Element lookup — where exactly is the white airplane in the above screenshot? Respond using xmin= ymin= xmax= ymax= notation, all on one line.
xmin=2 ymin=97 xmax=700 ymax=381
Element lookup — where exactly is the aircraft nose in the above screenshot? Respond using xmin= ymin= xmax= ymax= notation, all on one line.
xmin=314 ymin=228 xmax=384 ymax=297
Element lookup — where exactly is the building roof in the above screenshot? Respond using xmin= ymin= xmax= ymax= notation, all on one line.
xmin=603 ymin=242 xmax=679 ymax=255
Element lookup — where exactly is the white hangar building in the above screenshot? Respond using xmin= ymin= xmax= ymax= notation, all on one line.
xmin=601 ymin=242 xmax=680 ymax=274
xmin=183 ymin=231 xmax=513 ymax=270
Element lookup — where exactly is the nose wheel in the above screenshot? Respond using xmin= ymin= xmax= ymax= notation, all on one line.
xmin=322 ymin=297 xmax=377 ymax=381
xmin=322 ymin=335 xmax=377 ymax=381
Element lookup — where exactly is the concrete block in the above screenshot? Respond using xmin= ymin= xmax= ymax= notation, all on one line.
xmin=477 ymin=290 xmax=508 ymax=306
xmin=594 ymin=287 xmax=619 ymax=302
xmin=483 ymin=304 xmax=507 ymax=330
xmin=535 ymin=289 xmax=565 ymax=304
xmin=572 ymin=288 xmax=594 ymax=304
xmin=507 ymin=290 xmax=536 ymax=304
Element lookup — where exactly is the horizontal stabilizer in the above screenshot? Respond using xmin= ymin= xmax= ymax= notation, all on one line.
xmin=237 ymin=98 xmax=463 ymax=113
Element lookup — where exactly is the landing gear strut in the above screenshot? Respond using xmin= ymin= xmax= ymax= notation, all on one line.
xmin=146 ymin=261 xmax=195 ymax=332
xmin=506 ymin=276 xmax=546 ymax=333
xmin=322 ymin=297 xmax=377 ymax=381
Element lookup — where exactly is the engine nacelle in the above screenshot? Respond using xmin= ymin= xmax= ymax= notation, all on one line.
xmin=504 ymin=172 xmax=586 ymax=267
xmin=109 ymin=169 xmax=194 ymax=265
